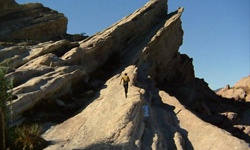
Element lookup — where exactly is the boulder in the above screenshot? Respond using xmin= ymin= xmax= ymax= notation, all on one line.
xmin=244 ymin=126 xmax=250 ymax=136
xmin=220 ymin=112 xmax=239 ymax=124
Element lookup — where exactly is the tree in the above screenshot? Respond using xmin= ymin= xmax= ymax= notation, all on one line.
xmin=0 ymin=107 xmax=5 ymax=150
xmin=0 ymin=67 xmax=13 ymax=150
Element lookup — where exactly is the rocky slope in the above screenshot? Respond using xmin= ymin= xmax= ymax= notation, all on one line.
xmin=1 ymin=0 xmax=249 ymax=149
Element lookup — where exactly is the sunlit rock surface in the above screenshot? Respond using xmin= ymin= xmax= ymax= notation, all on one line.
xmin=1 ymin=0 xmax=249 ymax=149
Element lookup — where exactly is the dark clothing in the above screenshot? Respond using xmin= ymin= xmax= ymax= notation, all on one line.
xmin=120 ymin=74 xmax=130 ymax=98
xmin=123 ymin=82 xmax=128 ymax=94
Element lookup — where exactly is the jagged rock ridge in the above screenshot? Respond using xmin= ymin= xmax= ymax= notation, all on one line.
xmin=0 ymin=0 xmax=249 ymax=149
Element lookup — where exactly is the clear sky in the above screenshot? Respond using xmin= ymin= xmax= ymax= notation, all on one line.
xmin=16 ymin=0 xmax=250 ymax=90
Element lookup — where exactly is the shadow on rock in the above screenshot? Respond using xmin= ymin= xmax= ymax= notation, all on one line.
xmin=72 ymin=142 xmax=127 ymax=150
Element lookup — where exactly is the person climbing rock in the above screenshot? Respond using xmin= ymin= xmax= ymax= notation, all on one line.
xmin=120 ymin=73 xmax=130 ymax=98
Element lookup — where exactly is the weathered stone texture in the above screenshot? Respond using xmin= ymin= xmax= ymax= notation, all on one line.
xmin=0 ymin=0 xmax=249 ymax=149
xmin=217 ymin=76 xmax=250 ymax=102
xmin=0 ymin=1 xmax=67 ymax=41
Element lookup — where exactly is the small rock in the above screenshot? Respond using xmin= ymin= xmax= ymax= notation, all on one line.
xmin=54 ymin=99 xmax=65 ymax=107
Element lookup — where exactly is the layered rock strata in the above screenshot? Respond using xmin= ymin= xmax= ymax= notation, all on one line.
xmin=0 ymin=0 xmax=249 ymax=149
xmin=0 ymin=0 xmax=67 ymax=41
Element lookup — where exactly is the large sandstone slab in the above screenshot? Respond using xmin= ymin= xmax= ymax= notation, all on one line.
xmin=10 ymin=66 xmax=86 ymax=122
xmin=1 ymin=0 xmax=249 ymax=149
xmin=4 ymin=0 xmax=173 ymax=124
xmin=43 ymin=66 xmax=145 ymax=150
xmin=160 ymin=91 xmax=250 ymax=150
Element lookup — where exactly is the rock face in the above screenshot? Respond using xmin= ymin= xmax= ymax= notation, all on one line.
xmin=217 ymin=76 xmax=250 ymax=102
xmin=0 ymin=0 xmax=67 ymax=41
xmin=1 ymin=0 xmax=249 ymax=149
xmin=0 ymin=0 xmax=18 ymax=10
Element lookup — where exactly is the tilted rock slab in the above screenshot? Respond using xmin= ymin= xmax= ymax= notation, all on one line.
xmin=10 ymin=66 xmax=86 ymax=122
xmin=0 ymin=40 xmax=79 ymax=68
xmin=5 ymin=0 xmax=171 ymax=124
xmin=1 ymin=0 xmax=249 ymax=149
xmin=160 ymin=91 xmax=250 ymax=150
xmin=0 ymin=0 xmax=67 ymax=41
xmin=43 ymin=66 xmax=250 ymax=150
xmin=43 ymin=66 xmax=146 ymax=150
xmin=43 ymin=0 xmax=249 ymax=149
xmin=61 ymin=0 xmax=169 ymax=72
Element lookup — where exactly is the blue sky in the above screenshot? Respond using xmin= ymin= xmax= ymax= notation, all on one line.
xmin=16 ymin=0 xmax=250 ymax=90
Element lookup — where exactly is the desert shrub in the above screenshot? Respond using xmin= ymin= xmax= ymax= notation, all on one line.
xmin=0 ymin=67 xmax=12 ymax=116
xmin=0 ymin=67 xmax=13 ymax=149
xmin=11 ymin=124 xmax=48 ymax=150
xmin=1 ymin=68 xmax=48 ymax=149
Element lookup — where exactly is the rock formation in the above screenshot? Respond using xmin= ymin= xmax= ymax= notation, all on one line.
xmin=0 ymin=0 xmax=67 ymax=41
xmin=0 ymin=0 xmax=18 ymax=9
xmin=1 ymin=0 xmax=249 ymax=149
xmin=217 ymin=76 xmax=250 ymax=102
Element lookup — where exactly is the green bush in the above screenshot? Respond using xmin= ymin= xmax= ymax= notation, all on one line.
xmin=0 ymin=67 xmax=12 ymax=118
xmin=0 ymin=67 xmax=12 ymax=150
xmin=11 ymin=124 xmax=48 ymax=150
xmin=0 ymin=108 xmax=5 ymax=150
xmin=0 ymin=67 xmax=48 ymax=149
